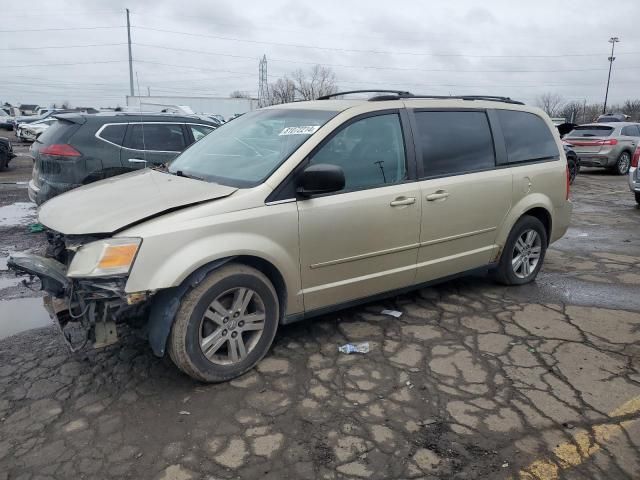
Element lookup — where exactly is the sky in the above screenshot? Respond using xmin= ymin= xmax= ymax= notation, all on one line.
xmin=2 ymin=0 xmax=639 ymax=109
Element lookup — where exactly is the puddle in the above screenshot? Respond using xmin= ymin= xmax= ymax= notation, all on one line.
xmin=0 ymin=275 xmax=22 ymax=289
xmin=0 ymin=297 xmax=53 ymax=340
xmin=0 ymin=202 xmax=36 ymax=227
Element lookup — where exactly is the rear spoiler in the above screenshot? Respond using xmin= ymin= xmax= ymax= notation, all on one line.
xmin=52 ymin=113 xmax=87 ymax=124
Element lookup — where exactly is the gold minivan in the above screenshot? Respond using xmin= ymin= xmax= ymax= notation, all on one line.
xmin=9 ymin=92 xmax=572 ymax=382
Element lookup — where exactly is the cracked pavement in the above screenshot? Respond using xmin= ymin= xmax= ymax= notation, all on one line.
xmin=1 ymin=145 xmax=639 ymax=480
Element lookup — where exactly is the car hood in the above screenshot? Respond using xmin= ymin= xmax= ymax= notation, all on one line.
xmin=39 ymin=169 xmax=237 ymax=235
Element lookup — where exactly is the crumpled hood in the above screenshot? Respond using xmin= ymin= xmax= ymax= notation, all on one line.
xmin=39 ymin=169 xmax=237 ymax=235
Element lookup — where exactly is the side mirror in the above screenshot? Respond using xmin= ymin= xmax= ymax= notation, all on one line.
xmin=297 ymin=163 xmax=345 ymax=197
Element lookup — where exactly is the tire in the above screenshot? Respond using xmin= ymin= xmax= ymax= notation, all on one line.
xmin=492 ymin=216 xmax=548 ymax=286
xmin=168 ymin=263 xmax=279 ymax=383
xmin=611 ymin=151 xmax=631 ymax=175
xmin=635 ymin=192 xmax=640 ymax=205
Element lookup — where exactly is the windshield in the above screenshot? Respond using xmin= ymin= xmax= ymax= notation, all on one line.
xmin=566 ymin=126 xmax=614 ymax=138
xmin=168 ymin=108 xmax=339 ymax=187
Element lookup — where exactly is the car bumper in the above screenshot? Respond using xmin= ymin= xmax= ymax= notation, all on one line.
xmin=629 ymin=167 xmax=640 ymax=193
xmin=578 ymin=154 xmax=614 ymax=167
xmin=28 ymin=177 xmax=81 ymax=205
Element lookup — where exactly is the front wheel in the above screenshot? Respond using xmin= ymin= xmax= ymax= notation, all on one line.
xmin=168 ymin=264 xmax=279 ymax=382
xmin=492 ymin=216 xmax=548 ymax=285
xmin=612 ymin=151 xmax=631 ymax=175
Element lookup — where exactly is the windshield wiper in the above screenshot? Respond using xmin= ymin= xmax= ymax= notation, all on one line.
xmin=175 ymin=170 xmax=205 ymax=181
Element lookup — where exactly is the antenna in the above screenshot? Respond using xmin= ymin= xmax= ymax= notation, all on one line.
xmin=258 ymin=55 xmax=268 ymax=108
xmin=135 ymin=71 xmax=147 ymax=166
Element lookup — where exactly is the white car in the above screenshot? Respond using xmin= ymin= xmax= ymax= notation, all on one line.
xmin=16 ymin=118 xmax=57 ymax=142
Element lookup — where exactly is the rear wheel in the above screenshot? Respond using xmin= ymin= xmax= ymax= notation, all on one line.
xmin=493 ymin=216 xmax=548 ymax=285
xmin=168 ymin=264 xmax=279 ymax=382
xmin=635 ymin=192 xmax=640 ymax=205
xmin=612 ymin=151 xmax=631 ymax=175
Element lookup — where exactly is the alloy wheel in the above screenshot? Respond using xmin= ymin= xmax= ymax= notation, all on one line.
xmin=512 ymin=229 xmax=542 ymax=279
xmin=198 ymin=287 xmax=266 ymax=365
xmin=618 ymin=153 xmax=631 ymax=175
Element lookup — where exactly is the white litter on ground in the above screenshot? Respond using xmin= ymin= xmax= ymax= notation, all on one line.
xmin=0 ymin=202 xmax=36 ymax=227
xmin=381 ymin=309 xmax=403 ymax=318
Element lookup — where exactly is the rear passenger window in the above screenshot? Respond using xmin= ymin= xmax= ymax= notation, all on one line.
xmin=126 ymin=123 xmax=186 ymax=151
xmin=497 ymin=110 xmax=558 ymax=164
xmin=99 ymin=124 xmax=127 ymax=146
xmin=414 ymin=111 xmax=495 ymax=177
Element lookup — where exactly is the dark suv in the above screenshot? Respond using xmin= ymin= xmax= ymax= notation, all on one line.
xmin=28 ymin=113 xmax=219 ymax=204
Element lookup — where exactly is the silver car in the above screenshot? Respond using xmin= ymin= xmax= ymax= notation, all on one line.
xmin=564 ymin=122 xmax=640 ymax=175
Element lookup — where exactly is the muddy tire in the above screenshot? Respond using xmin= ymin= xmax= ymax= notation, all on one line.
xmin=611 ymin=151 xmax=631 ymax=175
xmin=168 ymin=264 xmax=279 ymax=383
xmin=492 ymin=216 xmax=548 ymax=286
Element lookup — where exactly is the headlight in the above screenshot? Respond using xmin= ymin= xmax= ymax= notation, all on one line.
xmin=67 ymin=238 xmax=141 ymax=278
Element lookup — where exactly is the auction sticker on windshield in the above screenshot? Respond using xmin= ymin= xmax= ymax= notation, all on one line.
xmin=279 ymin=126 xmax=320 ymax=136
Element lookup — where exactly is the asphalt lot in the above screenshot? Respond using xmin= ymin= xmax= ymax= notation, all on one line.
xmin=1 ymin=136 xmax=639 ymax=479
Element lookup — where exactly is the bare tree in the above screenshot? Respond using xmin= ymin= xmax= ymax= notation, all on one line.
xmin=267 ymin=78 xmax=296 ymax=105
xmin=534 ymin=93 xmax=565 ymax=117
xmin=559 ymin=101 xmax=584 ymax=124
xmin=61 ymin=100 xmax=70 ymax=109
xmin=292 ymin=65 xmax=338 ymax=101
xmin=229 ymin=90 xmax=252 ymax=99
xmin=583 ymin=103 xmax=604 ymax=123
xmin=622 ymin=100 xmax=640 ymax=121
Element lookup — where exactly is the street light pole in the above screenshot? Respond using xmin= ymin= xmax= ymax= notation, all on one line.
xmin=603 ymin=36 xmax=619 ymax=114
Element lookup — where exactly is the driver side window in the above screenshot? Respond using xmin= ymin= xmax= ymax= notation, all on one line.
xmin=309 ymin=113 xmax=407 ymax=191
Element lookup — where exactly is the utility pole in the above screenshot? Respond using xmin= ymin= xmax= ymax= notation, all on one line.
xmin=147 ymin=86 xmax=150 ymax=96
xmin=603 ymin=36 xmax=619 ymax=114
xmin=126 ymin=8 xmax=134 ymax=98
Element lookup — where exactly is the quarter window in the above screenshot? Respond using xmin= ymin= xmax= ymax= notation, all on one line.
xmin=414 ymin=111 xmax=495 ymax=177
xmin=309 ymin=113 xmax=407 ymax=191
xmin=497 ymin=110 xmax=558 ymax=164
xmin=99 ymin=124 xmax=127 ymax=146
xmin=126 ymin=123 xmax=186 ymax=151
xmin=189 ymin=124 xmax=215 ymax=141
xmin=621 ymin=125 xmax=640 ymax=136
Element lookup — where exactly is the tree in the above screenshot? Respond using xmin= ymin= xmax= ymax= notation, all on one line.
xmin=534 ymin=93 xmax=565 ymax=117
xmin=559 ymin=101 xmax=584 ymax=124
xmin=622 ymin=100 xmax=640 ymax=121
xmin=292 ymin=65 xmax=338 ymax=101
xmin=267 ymin=78 xmax=296 ymax=105
xmin=229 ymin=90 xmax=252 ymax=99
xmin=61 ymin=100 xmax=70 ymax=109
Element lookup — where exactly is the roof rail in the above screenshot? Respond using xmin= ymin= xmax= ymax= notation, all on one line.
xmin=403 ymin=95 xmax=524 ymax=105
xmin=317 ymin=89 xmax=413 ymax=100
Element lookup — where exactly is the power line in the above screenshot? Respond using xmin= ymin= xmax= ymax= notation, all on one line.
xmin=131 ymin=42 xmax=640 ymax=74
xmin=0 ymin=60 xmax=125 ymax=68
xmin=0 ymin=43 xmax=127 ymax=51
xmin=133 ymin=25 xmax=639 ymax=59
xmin=0 ymin=26 xmax=124 ymax=33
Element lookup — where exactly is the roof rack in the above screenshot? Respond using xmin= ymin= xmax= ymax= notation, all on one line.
xmin=317 ymin=89 xmax=413 ymax=100
xmin=317 ymin=91 xmax=524 ymax=105
xmin=401 ymin=95 xmax=524 ymax=105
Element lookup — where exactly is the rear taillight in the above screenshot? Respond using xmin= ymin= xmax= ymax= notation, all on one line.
xmin=632 ymin=146 xmax=640 ymax=168
xmin=598 ymin=138 xmax=618 ymax=146
xmin=566 ymin=165 xmax=570 ymax=200
xmin=39 ymin=144 xmax=81 ymax=157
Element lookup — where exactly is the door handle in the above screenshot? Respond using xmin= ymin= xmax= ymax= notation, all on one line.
xmin=128 ymin=158 xmax=147 ymax=164
xmin=426 ymin=191 xmax=450 ymax=201
xmin=390 ymin=196 xmax=416 ymax=207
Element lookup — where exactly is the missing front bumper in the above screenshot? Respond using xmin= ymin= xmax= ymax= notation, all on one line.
xmin=7 ymin=253 xmax=147 ymax=351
